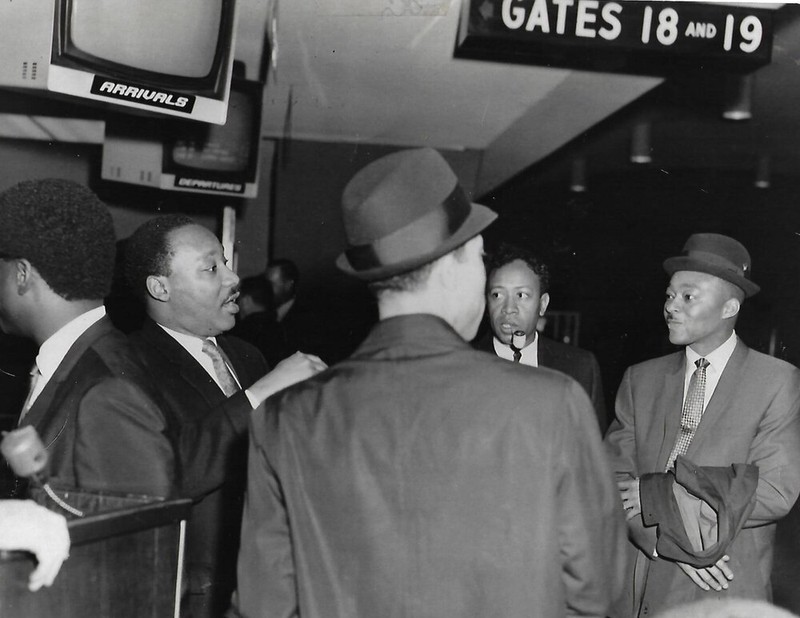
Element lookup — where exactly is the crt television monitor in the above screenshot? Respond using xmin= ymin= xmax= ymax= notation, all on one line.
xmin=47 ymin=0 xmax=238 ymax=124
xmin=101 ymin=78 xmax=263 ymax=198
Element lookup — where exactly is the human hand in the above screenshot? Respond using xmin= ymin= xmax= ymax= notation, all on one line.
xmin=617 ymin=478 xmax=641 ymax=520
xmin=250 ymin=352 xmax=327 ymax=404
xmin=677 ymin=555 xmax=734 ymax=591
xmin=0 ymin=500 xmax=70 ymax=591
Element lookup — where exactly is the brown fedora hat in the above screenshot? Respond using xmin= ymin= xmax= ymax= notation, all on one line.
xmin=336 ymin=148 xmax=497 ymax=281
xmin=663 ymin=233 xmax=760 ymax=297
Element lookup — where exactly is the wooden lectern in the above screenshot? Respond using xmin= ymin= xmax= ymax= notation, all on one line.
xmin=0 ymin=489 xmax=192 ymax=618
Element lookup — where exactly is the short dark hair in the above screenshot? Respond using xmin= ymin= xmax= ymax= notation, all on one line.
xmin=124 ymin=214 xmax=195 ymax=300
xmin=0 ymin=178 xmax=116 ymax=300
xmin=485 ymin=242 xmax=550 ymax=294
xmin=367 ymin=260 xmax=436 ymax=295
xmin=267 ymin=258 xmax=299 ymax=287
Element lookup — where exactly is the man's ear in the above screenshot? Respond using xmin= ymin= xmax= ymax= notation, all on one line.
xmin=722 ymin=297 xmax=741 ymax=320
xmin=14 ymin=259 xmax=34 ymax=294
xmin=539 ymin=292 xmax=551 ymax=316
xmin=145 ymin=275 xmax=170 ymax=302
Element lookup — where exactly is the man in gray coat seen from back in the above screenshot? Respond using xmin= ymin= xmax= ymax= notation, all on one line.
xmin=232 ymin=147 xmax=628 ymax=617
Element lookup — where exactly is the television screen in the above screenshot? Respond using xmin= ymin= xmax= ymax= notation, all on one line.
xmin=170 ymin=87 xmax=255 ymax=173
xmin=69 ymin=0 xmax=222 ymax=79
xmin=47 ymin=0 xmax=237 ymax=124
xmin=101 ymin=78 xmax=262 ymax=198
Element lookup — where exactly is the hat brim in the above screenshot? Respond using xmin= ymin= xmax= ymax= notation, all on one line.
xmin=663 ymin=256 xmax=760 ymax=297
xmin=337 ymin=203 xmax=497 ymax=282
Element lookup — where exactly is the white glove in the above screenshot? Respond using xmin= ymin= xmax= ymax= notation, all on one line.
xmin=0 ymin=500 xmax=70 ymax=591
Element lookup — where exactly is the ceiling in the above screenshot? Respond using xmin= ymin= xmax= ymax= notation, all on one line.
xmin=242 ymin=0 xmax=800 ymax=196
xmin=247 ymin=0 xmax=663 ymax=195
xmin=0 ymin=1 xmax=792 ymax=198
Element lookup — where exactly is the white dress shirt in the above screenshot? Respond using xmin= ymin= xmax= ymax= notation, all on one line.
xmin=684 ymin=330 xmax=738 ymax=411
xmin=27 ymin=305 xmax=107 ymax=409
xmin=157 ymin=324 xmax=259 ymax=409
xmin=492 ymin=332 xmax=539 ymax=367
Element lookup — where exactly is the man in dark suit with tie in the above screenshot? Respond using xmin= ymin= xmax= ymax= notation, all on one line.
xmin=231 ymin=148 xmax=627 ymax=618
xmin=264 ymin=258 xmax=300 ymax=364
xmin=124 ymin=214 xmax=326 ymax=618
xmin=0 ymin=179 xmax=175 ymax=498
xmin=474 ymin=242 xmax=608 ymax=432
xmin=604 ymin=233 xmax=800 ymax=617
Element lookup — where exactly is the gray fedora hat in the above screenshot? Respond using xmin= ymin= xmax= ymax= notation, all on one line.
xmin=663 ymin=233 xmax=760 ymax=297
xmin=336 ymin=148 xmax=497 ymax=281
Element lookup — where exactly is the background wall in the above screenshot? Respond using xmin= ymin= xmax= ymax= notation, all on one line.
xmin=268 ymin=140 xmax=483 ymax=363
xmin=1 ymin=71 xmax=798 ymax=412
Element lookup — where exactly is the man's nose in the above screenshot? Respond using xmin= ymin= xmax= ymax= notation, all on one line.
xmin=223 ymin=265 xmax=240 ymax=288
xmin=503 ymin=298 xmax=517 ymax=314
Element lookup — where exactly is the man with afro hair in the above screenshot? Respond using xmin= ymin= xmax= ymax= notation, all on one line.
xmin=0 ymin=178 xmax=175 ymax=498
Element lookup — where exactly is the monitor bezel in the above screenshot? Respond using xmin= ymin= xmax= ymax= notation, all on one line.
xmin=52 ymin=0 xmax=236 ymax=98
xmin=161 ymin=78 xmax=262 ymax=185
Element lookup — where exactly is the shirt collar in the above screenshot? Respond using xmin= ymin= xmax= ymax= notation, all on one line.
xmin=276 ymin=297 xmax=295 ymax=322
xmin=36 ymin=306 xmax=106 ymax=381
xmin=686 ymin=330 xmax=738 ymax=370
xmin=492 ymin=331 xmax=538 ymax=366
xmin=157 ymin=323 xmax=218 ymax=357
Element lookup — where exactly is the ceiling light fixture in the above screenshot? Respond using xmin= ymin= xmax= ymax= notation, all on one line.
xmin=722 ymin=73 xmax=754 ymax=121
xmin=570 ymin=156 xmax=587 ymax=193
xmin=754 ymin=154 xmax=770 ymax=189
xmin=630 ymin=121 xmax=652 ymax=164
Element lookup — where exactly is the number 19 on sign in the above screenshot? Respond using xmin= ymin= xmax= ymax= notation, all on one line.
xmin=641 ymin=6 xmax=763 ymax=53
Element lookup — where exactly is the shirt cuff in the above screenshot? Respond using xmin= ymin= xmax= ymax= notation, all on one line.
xmin=244 ymin=389 xmax=259 ymax=410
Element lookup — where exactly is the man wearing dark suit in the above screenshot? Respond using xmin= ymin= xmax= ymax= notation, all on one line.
xmin=474 ymin=243 xmax=608 ymax=432
xmin=0 ymin=179 xmax=174 ymax=498
xmin=229 ymin=275 xmax=282 ymax=364
xmin=604 ymin=233 xmax=800 ymax=617
xmin=264 ymin=258 xmax=302 ymax=366
xmin=231 ymin=148 xmax=627 ymax=618
xmin=124 ymin=214 xmax=326 ymax=618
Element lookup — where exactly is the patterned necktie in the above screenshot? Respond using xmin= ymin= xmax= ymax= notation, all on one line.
xmin=201 ymin=339 xmax=240 ymax=397
xmin=18 ymin=364 xmax=41 ymax=424
xmin=666 ymin=358 xmax=710 ymax=471
xmin=510 ymin=331 xmax=524 ymax=363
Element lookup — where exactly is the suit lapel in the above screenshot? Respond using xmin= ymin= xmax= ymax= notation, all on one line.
xmin=22 ymin=318 xmax=112 ymax=430
xmin=217 ymin=336 xmax=248 ymax=387
xmin=537 ymin=336 xmax=551 ymax=367
xmin=141 ymin=320 xmax=230 ymax=404
xmin=654 ymin=354 xmax=686 ymax=471
xmin=686 ymin=340 xmax=748 ymax=457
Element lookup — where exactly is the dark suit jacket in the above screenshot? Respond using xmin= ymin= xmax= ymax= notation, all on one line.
xmin=474 ymin=331 xmax=608 ymax=433
xmin=604 ymin=340 xmax=800 ymax=617
xmin=233 ymin=314 xmax=627 ymax=618
xmin=12 ymin=317 xmax=175 ymax=497
xmin=129 ymin=319 xmax=268 ymax=607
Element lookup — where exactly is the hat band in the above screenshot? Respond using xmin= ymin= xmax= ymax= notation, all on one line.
xmin=684 ymin=249 xmax=751 ymax=279
xmin=345 ymin=185 xmax=471 ymax=272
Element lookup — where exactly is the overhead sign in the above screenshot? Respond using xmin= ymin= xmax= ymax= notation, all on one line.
xmin=455 ymin=0 xmax=774 ymax=74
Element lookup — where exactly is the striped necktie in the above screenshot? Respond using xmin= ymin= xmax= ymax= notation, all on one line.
xmin=201 ymin=339 xmax=240 ymax=397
